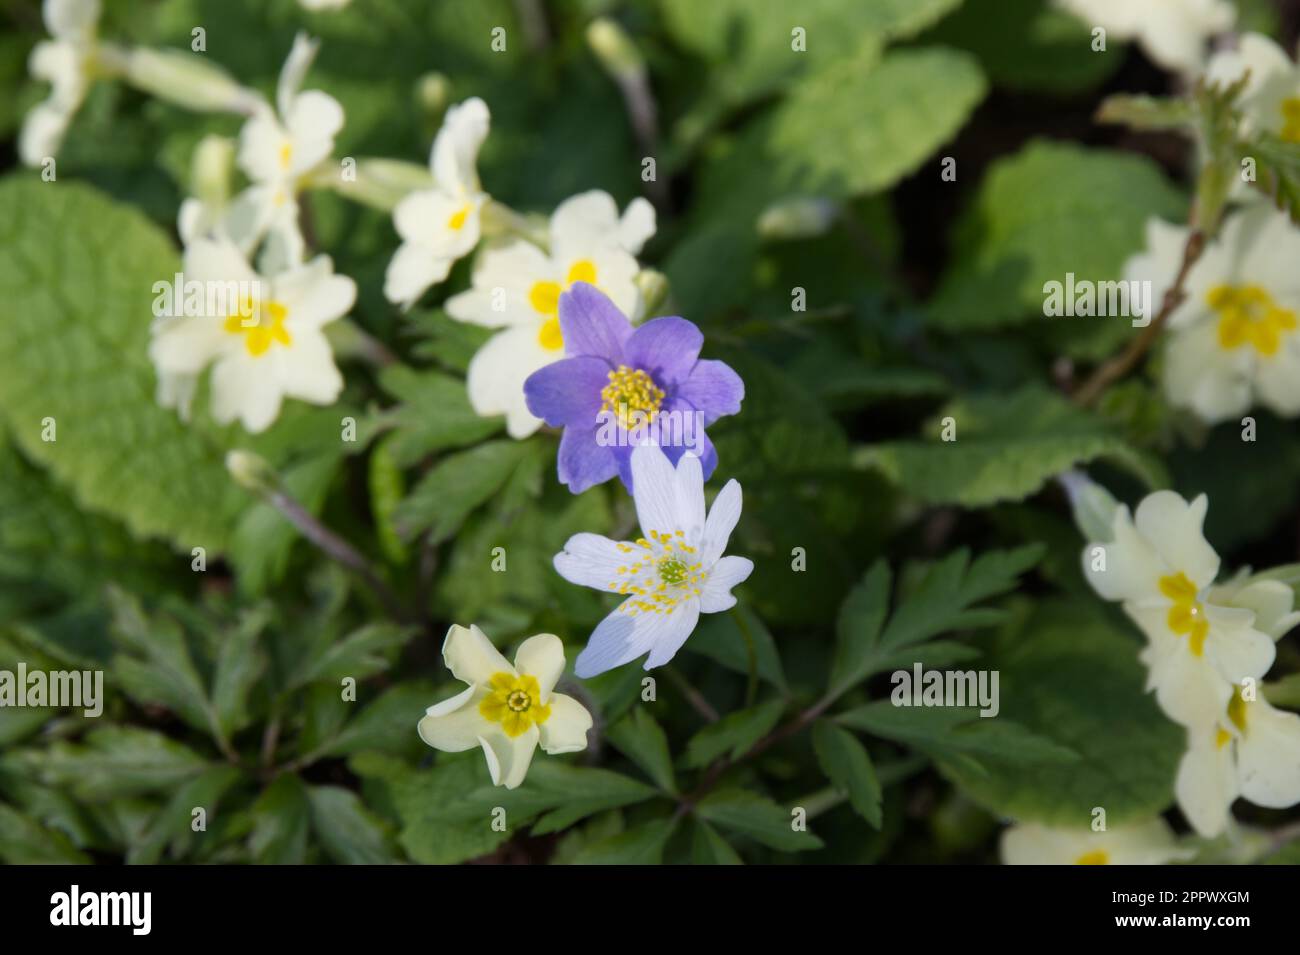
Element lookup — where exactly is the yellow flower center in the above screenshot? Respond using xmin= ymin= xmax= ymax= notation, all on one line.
xmin=1281 ymin=97 xmax=1300 ymax=143
xmin=606 ymin=530 xmax=705 ymax=616
xmin=278 ymin=141 xmax=293 ymax=171
xmin=1208 ymin=284 xmax=1297 ymax=357
xmin=479 ymin=672 xmax=550 ymax=739
xmin=223 ymin=298 xmax=292 ymax=357
xmin=529 ymin=259 xmax=599 ymax=351
xmin=1075 ymin=850 xmax=1109 ymax=865
xmin=1158 ymin=572 xmax=1208 ymax=657
xmin=447 ymin=204 xmax=471 ymax=231
xmin=600 ymin=365 xmax=665 ymax=429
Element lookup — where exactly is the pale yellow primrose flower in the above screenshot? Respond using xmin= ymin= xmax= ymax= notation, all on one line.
xmin=1204 ymin=34 xmax=1300 ymax=144
xmin=384 ymin=98 xmax=492 ymax=309
xmin=444 ymin=190 xmax=654 ymax=438
xmin=1054 ymin=0 xmax=1234 ymax=75
xmin=1000 ymin=819 xmax=1188 ymax=865
xmin=417 ymin=625 xmax=592 ymax=790
xmin=1082 ymin=490 xmax=1275 ymax=730
xmin=230 ymin=33 xmax=344 ymax=271
xmin=1125 ymin=206 xmax=1300 ymax=424
xmin=1175 ymin=689 xmax=1300 ymax=837
xmin=20 ymin=0 xmax=103 ymax=166
xmin=149 ymin=238 xmax=354 ymax=432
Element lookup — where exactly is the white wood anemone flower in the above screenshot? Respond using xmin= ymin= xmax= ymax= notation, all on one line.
xmin=1081 ymin=490 xmax=1275 ymax=729
xmin=148 ymin=238 xmax=354 ymax=433
xmin=1125 ymin=207 xmax=1300 ymax=424
xmin=20 ymin=0 xmax=104 ymax=167
xmin=1054 ymin=0 xmax=1234 ymax=75
xmin=445 ymin=190 xmax=655 ymax=438
xmin=384 ymin=97 xmax=491 ymax=309
xmin=555 ymin=443 xmax=753 ymax=678
xmin=1000 ymin=819 xmax=1188 ymax=865
xmin=231 ymin=32 xmax=343 ymax=270
xmin=1175 ymin=689 xmax=1300 ymax=837
xmin=417 ymin=625 xmax=593 ymax=790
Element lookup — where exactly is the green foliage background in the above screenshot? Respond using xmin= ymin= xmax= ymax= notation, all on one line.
xmin=0 ymin=0 xmax=1298 ymax=864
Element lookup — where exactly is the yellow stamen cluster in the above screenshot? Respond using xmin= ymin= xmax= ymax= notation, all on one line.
xmin=600 ymin=365 xmax=665 ymax=430
xmin=1282 ymin=97 xmax=1300 ymax=143
xmin=278 ymin=141 xmax=293 ymax=171
xmin=529 ymin=259 xmax=599 ymax=351
xmin=606 ymin=529 xmax=705 ymax=616
xmin=1074 ymin=850 xmax=1109 ymax=865
xmin=1159 ymin=572 xmax=1208 ymax=657
xmin=447 ymin=204 xmax=471 ymax=231
xmin=479 ymin=672 xmax=551 ymax=738
xmin=224 ymin=298 xmax=292 ymax=357
xmin=1208 ymin=284 xmax=1297 ymax=357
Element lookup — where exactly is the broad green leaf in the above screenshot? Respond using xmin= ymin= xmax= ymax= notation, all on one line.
xmin=607 ymin=708 xmax=677 ymax=793
xmin=316 ymin=682 xmax=432 ymax=760
xmin=27 ymin=726 xmax=209 ymax=800
xmin=0 ymin=802 xmax=90 ymax=863
xmin=384 ymin=756 xmax=509 ymax=865
xmin=688 ymin=606 xmax=788 ymax=692
xmin=128 ymin=765 xmax=242 ymax=864
xmin=306 ymin=785 xmax=401 ymax=865
xmin=394 ymin=439 xmax=543 ymax=543
xmin=859 ymin=387 xmax=1167 ymax=506
xmin=928 ymin=141 xmax=1185 ymax=330
xmin=288 ymin=621 xmax=414 ymax=689
xmin=570 ymin=818 xmax=677 ymax=865
xmin=684 ymin=699 xmax=785 ymax=769
xmin=248 ymin=773 xmax=312 ymax=865
xmin=937 ymin=600 xmax=1183 ymax=825
xmin=695 ymin=789 xmax=823 ymax=852
xmin=376 ymin=365 xmax=501 ymax=467
xmin=211 ymin=610 xmax=269 ymax=738
xmin=828 ymin=561 xmax=891 ymax=696
xmin=690 ymin=818 xmax=745 ymax=865
xmin=0 ymin=177 xmax=245 ymax=549
xmin=812 ymin=722 xmax=883 ymax=828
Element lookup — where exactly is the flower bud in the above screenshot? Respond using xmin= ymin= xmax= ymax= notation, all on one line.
xmin=125 ymin=48 xmax=262 ymax=115
xmin=757 ymin=197 xmax=840 ymax=240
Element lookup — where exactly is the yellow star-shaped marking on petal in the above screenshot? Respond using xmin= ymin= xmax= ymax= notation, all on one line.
xmin=478 ymin=672 xmax=551 ymax=738
xmin=1159 ymin=571 xmax=1208 ymax=656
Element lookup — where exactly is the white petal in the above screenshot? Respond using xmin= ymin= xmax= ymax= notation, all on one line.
xmin=574 ymin=599 xmax=691 ymax=677
xmin=1133 ymin=491 xmax=1220 ymax=590
xmin=274 ymin=328 xmax=343 ymax=405
xmin=631 ymin=444 xmax=679 ymax=536
xmin=1237 ymin=698 xmax=1300 ymax=809
xmin=1255 ymin=343 xmax=1300 ymax=418
xmin=442 ymin=623 xmax=513 ymax=686
xmin=19 ymin=101 xmax=72 ymax=167
xmin=643 ymin=599 xmax=701 ymax=669
xmin=478 ymin=725 xmax=538 ymax=789
xmin=618 ymin=198 xmax=657 ymax=254
xmin=45 ymin=0 xmax=101 ymax=42
xmin=284 ymin=90 xmax=344 ymax=175
xmin=1175 ymin=728 xmax=1239 ymax=838
xmin=1163 ymin=319 xmax=1252 ymax=424
xmin=445 ymin=240 xmax=552 ymax=327
xmin=699 ymin=556 xmax=754 ymax=613
xmin=464 ymin=325 xmax=551 ymax=437
xmin=431 ymin=97 xmax=489 ymax=195
xmin=274 ymin=256 xmax=356 ymax=328
xmin=538 ymin=693 xmax=593 ymax=755
xmin=553 ymin=532 xmax=630 ymax=593
xmin=276 ymin=32 xmax=319 ymax=119
xmin=674 ymin=453 xmax=706 ymax=542
xmin=417 ymin=685 xmax=485 ymax=752
xmin=237 ymin=109 xmax=290 ymax=185
xmin=383 ymin=241 xmax=453 ymax=309
xmin=701 ymin=478 xmax=742 ymax=566
xmin=210 ymin=353 xmax=284 ymax=433
xmin=549 ymin=190 xmax=621 ymax=248
xmin=148 ymin=317 xmax=228 ymax=375
xmin=1128 ymin=604 xmax=1233 ymax=730
xmin=512 ymin=633 xmax=566 ymax=703
xmin=1218 ymin=579 xmax=1300 ymax=640
xmin=1203 ymin=609 xmax=1276 ymax=686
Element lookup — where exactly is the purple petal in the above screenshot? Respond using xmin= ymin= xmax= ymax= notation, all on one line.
xmin=623 ymin=317 xmax=703 ymax=388
xmin=675 ymin=359 xmax=744 ymax=425
xmin=558 ymin=282 xmax=632 ymax=362
xmin=524 ymin=356 xmax=610 ymax=427
xmin=558 ymin=425 xmax=619 ymax=494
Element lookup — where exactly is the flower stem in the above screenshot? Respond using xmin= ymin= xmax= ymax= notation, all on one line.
xmin=1071 ymin=228 xmax=1206 ymax=407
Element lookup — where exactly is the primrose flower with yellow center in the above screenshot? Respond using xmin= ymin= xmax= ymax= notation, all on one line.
xmin=1175 ymin=687 xmax=1300 ymax=837
xmin=1123 ymin=206 xmax=1300 ymax=423
xmin=523 ymin=284 xmax=743 ymax=493
xmin=148 ymin=237 xmax=354 ymax=432
xmin=233 ymin=33 xmax=343 ymax=269
xmin=554 ymin=444 xmax=753 ymax=678
xmin=20 ymin=0 xmax=105 ymax=167
xmin=1082 ymin=490 xmax=1275 ymax=729
xmin=443 ymin=191 xmax=655 ymax=439
xmin=416 ymin=625 xmax=592 ymax=790
xmin=383 ymin=97 xmax=491 ymax=310
xmin=1000 ymin=819 xmax=1188 ymax=865
xmin=1055 ymin=0 xmax=1234 ymax=75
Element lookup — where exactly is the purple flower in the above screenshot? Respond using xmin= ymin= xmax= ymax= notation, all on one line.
xmin=523 ymin=282 xmax=744 ymax=494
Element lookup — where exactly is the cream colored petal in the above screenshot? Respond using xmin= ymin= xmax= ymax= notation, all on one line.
xmin=442 ymin=623 xmax=513 ymax=686
xmin=1237 ymin=698 xmax=1300 ymax=809
xmin=464 ymin=324 xmax=552 ymax=437
xmin=417 ymin=685 xmax=486 ymax=752
xmin=431 ymin=97 xmax=489 ymax=195
xmin=1133 ymin=491 xmax=1220 ymax=589
xmin=273 ymin=328 xmax=343 ymax=405
xmin=1218 ymin=579 xmax=1300 ymax=640
xmin=478 ymin=725 xmax=538 ymax=789
xmin=1175 ymin=728 xmax=1239 ymax=837
xmin=383 ymin=241 xmax=453 ymax=309
xmin=538 ymin=693 xmax=592 ymax=755
xmin=1081 ymin=507 xmax=1167 ymax=603
xmin=210 ymin=352 xmax=285 ymax=433
xmin=513 ymin=633 xmax=566 ymax=702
